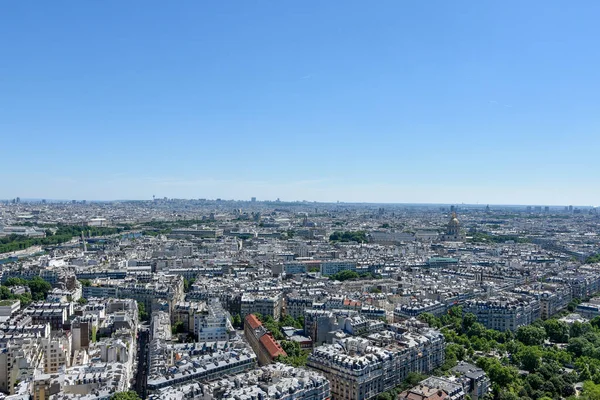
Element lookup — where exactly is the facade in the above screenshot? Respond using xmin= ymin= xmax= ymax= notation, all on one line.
xmin=307 ymin=330 xmax=445 ymax=400
xmin=194 ymin=299 xmax=233 ymax=342
xmin=0 ymin=338 xmax=45 ymax=395
xmin=244 ymin=314 xmax=287 ymax=365
xmin=304 ymin=309 xmax=360 ymax=346
xmin=172 ymin=301 xmax=205 ymax=334
xmin=240 ymin=293 xmax=283 ymax=321
xmin=451 ymin=361 xmax=491 ymax=400
xmin=576 ymin=302 xmax=600 ymax=319
xmin=83 ymin=274 xmax=184 ymax=314
xmin=24 ymin=302 xmax=73 ymax=331
xmin=320 ymin=261 xmax=357 ymax=276
xmin=369 ymin=231 xmax=415 ymax=245
xmin=42 ymin=333 xmax=72 ymax=373
xmin=512 ymin=283 xmax=572 ymax=319
xmin=394 ymin=300 xmax=447 ymax=320
xmin=463 ymin=296 xmax=540 ymax=331
xmin=284 ymin=262 xmax=309 ymax=275
xmin=285 ymin=297 xmax=314 ymax=319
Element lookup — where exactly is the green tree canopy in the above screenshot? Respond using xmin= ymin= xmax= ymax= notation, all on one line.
xmin=329 ymin=231 xmax=368 ymax=243
xmin=110 ymin=391 xmax=142 ymax=400
xmin=329 ymin=270 xmax=360 ymax=281
xmin=544 ymin=319 xmax=570 ymax=343
xmin=516 ymin=325 xmax=547 ymax=346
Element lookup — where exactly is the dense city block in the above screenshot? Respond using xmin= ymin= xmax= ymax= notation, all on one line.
xmin=0 ymin=199 xmax=599 ymax=399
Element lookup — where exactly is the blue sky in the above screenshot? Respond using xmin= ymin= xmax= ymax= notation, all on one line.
xmin=2 ymin=1 xmax=599 ymax=205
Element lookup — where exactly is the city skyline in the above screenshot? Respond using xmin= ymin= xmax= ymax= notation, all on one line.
xmin=3 ymin=1 xmax=600 ymax=205
xmin=3 ymin=195 xmax=596 ymax=209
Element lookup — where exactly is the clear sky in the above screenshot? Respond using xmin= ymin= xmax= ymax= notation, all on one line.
xmin=2 ymin=1 xmax=599 ymax=205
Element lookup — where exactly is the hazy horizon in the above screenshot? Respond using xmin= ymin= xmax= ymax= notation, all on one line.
xmin=4 ymin=195 xmax=594 ymax=209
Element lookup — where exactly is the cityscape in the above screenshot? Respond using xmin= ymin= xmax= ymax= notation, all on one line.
xmin=0 ymin=198 xmax=599 ymax=399
xmin=4 ymin=1 xmax=600 ymax=400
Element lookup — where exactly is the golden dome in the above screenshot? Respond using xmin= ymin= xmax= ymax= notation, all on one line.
xmin=448 ymin=212 xmax=460 ymax=226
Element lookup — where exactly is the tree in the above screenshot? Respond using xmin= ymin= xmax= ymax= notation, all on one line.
xmin=466 ymin=322 xmax=487 ymax=338
xmin=568 ymin=299 xmax=581 ymax=312
xmin=281 ymin=340 xmax=301 ymax=356
xmin=183 ymin=278 xmax=195 ymax=292
xmin=561 ymin=383 xmax=576 ymax=397
xmin=329 ymin=270 xmax=360 ymax=281
xmin=583 ymin=380 xmax=600 ymax=400
xmin=544 ymin=319 xmax=570 ymax=343
xmin=477 ymin=357 xmax=518 ymax=387
xmin=329 ymin=231 xmax=368 ymax=243
xmin=462 ymin=313 xmax=477 ymax=333
xmin=276 ymin=340 xmax=309 ymax=367
xmin=263 ymin=316 xmax=284 ymax=340
xmin=516 ymin=325 xmax=547 ymax=346
xmin=79 ymin=279 xmax=91 ymax=287
xmin=232 ymin=314 xmax=242 ymax=329
xmin=377 ymin=393 xmax=393 ymax=400
xmin=405 ymin=372 xmax=427 ymax=387
xmin=77 ymin=297 xmax=88 ymax=305
xmin=280 ymin=314 xmax=298 ymax=328
xmin=138 ymin=303 xmax=149 ymax=322
xmin=568 ymin=337 xmax=592 ymax=358
xmin=26 ymin=276 xmax=52 ymax=301
xmin=110 ymin=391 xmax=142 ymax=400
xmin=571 ymin=321 xmax=592 ymax=338
xmin=520 ymin=346 xmax=542 ymax=372
xmin=525 ymin=373 xmax=545 ymax=391
xmin=4 ymin=277 xmax=27 ymax=287
xmin=418 ymin=313 xmax=442 ymax=329
xmin=172 ymin=321 xmax=185 ymax=335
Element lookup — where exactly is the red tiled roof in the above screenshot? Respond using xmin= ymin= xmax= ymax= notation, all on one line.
xmin=259 ymin=333 xmax=287 ymax=359
xmin=343 ymin=298 xmax=361 ymax=307
xmin=245 ymin=314 xmax=262 ymax=330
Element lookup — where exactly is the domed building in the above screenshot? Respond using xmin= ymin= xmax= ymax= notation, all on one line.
xmin=441 ymin=212 xmax=465 ymax=242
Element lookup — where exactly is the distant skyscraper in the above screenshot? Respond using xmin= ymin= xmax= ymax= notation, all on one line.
xmin=251 ymin=197 xmax=256 ymax=202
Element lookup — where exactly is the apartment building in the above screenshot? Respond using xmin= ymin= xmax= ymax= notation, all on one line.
xmin=240 ymin=293 xmax=283 ymax=321
xmin=307 ymin=330 xmax=445 ymax=400
xmin=463 ymin=296 xmax=540 ymax=331
xmin=244 ymin=314 xmax=286 ymax=365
